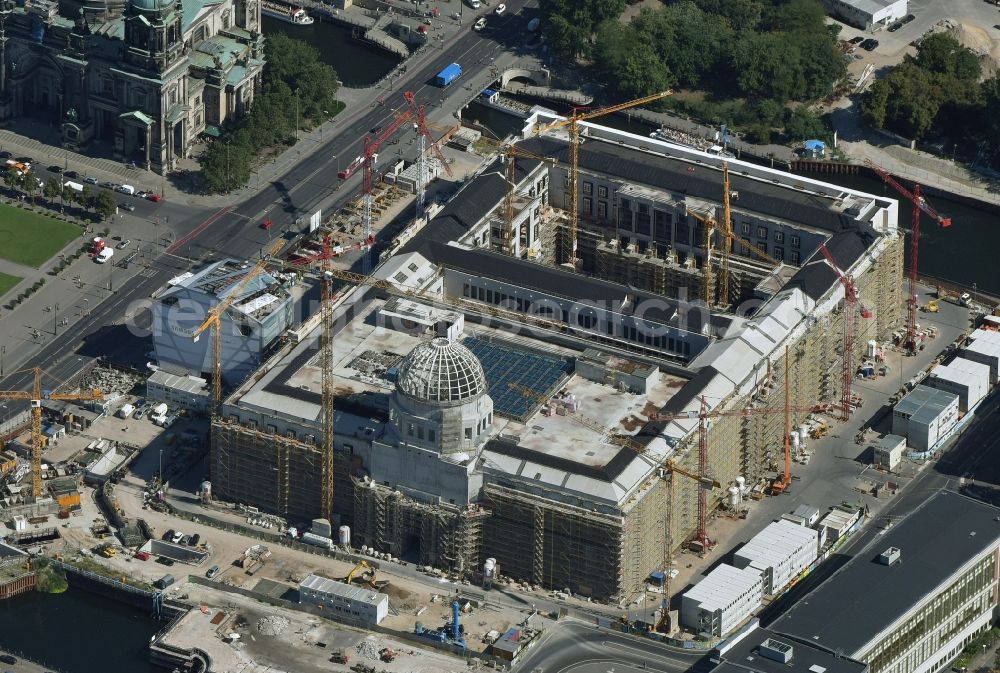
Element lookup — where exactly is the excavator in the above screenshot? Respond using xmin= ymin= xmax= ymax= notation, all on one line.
xmin=343 ymin=561 xmax=389 ymax=591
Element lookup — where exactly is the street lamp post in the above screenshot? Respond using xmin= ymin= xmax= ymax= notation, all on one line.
xmin=295 ymin=88 xmax=300 ymax=142
xmin=159 ymin=448 xmax=162 ymax=484
xmin=53 ymin=303 xmax=59 ymax=336
xmin=1 ymin=344 xmax=5 ymax=377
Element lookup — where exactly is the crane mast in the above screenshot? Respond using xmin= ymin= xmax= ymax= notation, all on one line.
xmin=535 ymin=90 xmax=673 ymax=265
xmin=864 ymin=159 xmax=951 ymax=353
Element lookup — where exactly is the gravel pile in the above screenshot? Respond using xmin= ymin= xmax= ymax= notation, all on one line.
xmin=355 ymin=637 xmax=382 ymax=660
xmin=256 ymin=615 xmax=290 ymax=636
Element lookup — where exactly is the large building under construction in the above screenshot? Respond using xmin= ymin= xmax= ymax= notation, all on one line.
xmin=210 ymin=115 xmax=903 ymax=604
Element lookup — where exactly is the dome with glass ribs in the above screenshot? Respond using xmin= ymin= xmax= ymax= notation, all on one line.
xmin=396 ymin=338 xmax=488 ymax=405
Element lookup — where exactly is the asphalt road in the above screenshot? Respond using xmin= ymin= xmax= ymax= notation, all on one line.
xmin=515 ymin=620 xmax=706 ymax=673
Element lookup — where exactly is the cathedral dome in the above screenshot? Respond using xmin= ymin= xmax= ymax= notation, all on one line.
xmin=396 ymin=338 xmax=488 ymax=406
xmin=129 ymin=0 xmax=173 ymax=12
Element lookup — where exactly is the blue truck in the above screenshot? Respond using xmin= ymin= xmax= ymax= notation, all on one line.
xmin=435 ymin=63 xmax=462 ymax=87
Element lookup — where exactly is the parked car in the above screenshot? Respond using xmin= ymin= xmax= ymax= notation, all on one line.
xmin=48 ymin=165 xmax=63 ymax=174
xmin=146 ymin=193 xmax=162 ymax=202
xmin=170 ymin=531 xmax=184 ymax=544
xmin=887 ymin=21 xmax=901 ymax=32
xmin=120 ymin=202 xmax=135 ymax=212
xmin=0 ymin=655 xmax=16 ymax=665
xmin=162 ymin=529 xmax=175 ymax=541
xmin=100 ymin=180 xmax=116 ymax=188
xmin=115 ymin=239 xmax=131 ymax=250
xmin=0 ymin=151 xmax=11 ymax=159
xmin=206 ymin=564 xmax=220 ymax=578
xmin=84 ymin=176 xmax=99 ymax=185
xmin=134 ymin=407 xmax=145 ymax=419
xmin=189 ymin=533 xmax=201 ymax=546
xmin=135 ymin=551 xmax=151 ymax=561
xmin=861 ymin=38 xmax=879 ymax=51
xmin=179 ymin=535 xmax=191 ymax=545
xmin=64 ymin=170 xmax=79 ymax=179
xmin=494 ymin=3 xmax=505 ymax=13
xmin=849 ymin=36 xmax=864 ymax=44
xmin=136 ymin=190 xmax=149 ymax=198
xmin=473 ymin=16 xmax=486 ymax=30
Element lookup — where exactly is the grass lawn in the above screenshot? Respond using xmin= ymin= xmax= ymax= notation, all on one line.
xmin=0 ymin=203 xmax=81 ymax=268
xmin=0 ymin=271 xmax=21 ymax=298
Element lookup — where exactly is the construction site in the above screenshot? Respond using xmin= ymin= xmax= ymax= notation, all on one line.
xmin=203 ymin=97 xmax=907 ymax=607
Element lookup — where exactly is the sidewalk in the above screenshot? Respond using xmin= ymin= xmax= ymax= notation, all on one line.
xmin=828 ymin=98 xmax=1000 ymax=206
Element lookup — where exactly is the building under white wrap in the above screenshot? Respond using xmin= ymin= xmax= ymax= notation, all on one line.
xmin=681 ymin=564 xmax=764 ymax=637
xmin=732 ymin=519 xmax=819 ymax=596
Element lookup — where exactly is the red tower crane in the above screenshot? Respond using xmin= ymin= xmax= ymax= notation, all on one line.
xmin=865 ymin=160 xmax=952 ymax=353
xmin=819 ymin=243 xmax=873 ymax=421
xmin=403 ymin=91 xmax=452 ymax=220
xmin=361 ymin=99 xmax=415 ymax=272
xmin=646 ymin=393 xmax=831 ymax=549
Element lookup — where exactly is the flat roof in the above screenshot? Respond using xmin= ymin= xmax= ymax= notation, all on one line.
xmin=148 ymin=369 xmax=209 ymax=395
xmin=895 ymin=384 xmax=957 ymax=423
xmin=735 ymin=520 xmax=817 ymax=568
xmin=685 ymin=563 xmax=762 ymax=612
xmin=769 ymin=490 xmax=1000 ymax=655
xmin=715 ymin=626 xmax=869 ymax=673
xmin=299 ymin=574 xmax=387 ymax=606
xmin=230 ymin=297 xmax=685 ymax=504
xmin=517 ymin=135 xmax=863 ymax=235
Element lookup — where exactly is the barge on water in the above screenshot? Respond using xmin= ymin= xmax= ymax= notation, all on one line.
xmin=261 ymin=0 xmax=314 ymax=24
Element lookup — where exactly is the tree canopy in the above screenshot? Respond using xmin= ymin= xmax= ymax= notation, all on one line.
xmin=542 ymin=0 xmax=845 ymax=109
xmin=861 ymin=34 xmax=988 ymax=145
xmin=200 ymin=33 xmax=341 ymax=193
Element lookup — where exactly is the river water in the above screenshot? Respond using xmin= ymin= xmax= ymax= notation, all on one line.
xmin=263 ymin=15 xmax=401 ymax=88
xmin=463 ymin=101 xmax=1000 ymax=296
xmin=0 ymin=589 xmax=164 ymax=672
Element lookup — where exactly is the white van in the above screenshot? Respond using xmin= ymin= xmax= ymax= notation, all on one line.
xmin=95 ymin=248 xmax=114 ymax=264
xmin=116 ymin=184 xmax=135 ymax=195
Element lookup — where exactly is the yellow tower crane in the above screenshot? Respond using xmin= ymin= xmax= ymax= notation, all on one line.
xmin=500 ymin=144 xmax=557 ymax=257
xmin=534 ymin=90 xmax=673 ymax=265
xmin=192 ymin=239 xmax=287 ymax=412
xmin=686 ymin=208 xmax=721 ymax=306
xmin=0 ymin=368 xmax=101 ymax=497
xmin=720 ymin=163 xmax=735 ymax=304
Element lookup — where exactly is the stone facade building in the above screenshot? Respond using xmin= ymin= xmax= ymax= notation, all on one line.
xmin=0 ymin=0 xmax=263 ymax=173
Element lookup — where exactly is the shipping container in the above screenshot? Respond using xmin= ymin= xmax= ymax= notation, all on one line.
xmin=435 ymin=63 xmax=462 ymax=87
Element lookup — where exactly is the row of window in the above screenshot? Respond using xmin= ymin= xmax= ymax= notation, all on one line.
xmin=459 ymin=283 xmax=690 ymax=355
xmin=739 ymin=222 xmax=801 ymax=247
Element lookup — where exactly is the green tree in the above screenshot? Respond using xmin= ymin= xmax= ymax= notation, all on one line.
xmin=915 ymin=33 xmax=981 ymax=81
xmin=44 ymin=177 xmax=61 ymax=201
xmin=79 ymin=185 xmax=94 ymax=210
xmin=784 ymin=107 xmax=829 ymax=142
xmin=4 ymin=167 xmax=22 ymax=193
xmin=62 ymin=185 xmax=79 ymax=204
xmin=94 ymin=189 xmax=118 ymax=221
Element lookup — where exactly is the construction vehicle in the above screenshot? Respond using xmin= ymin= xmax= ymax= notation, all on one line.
xmin=921 ymin=300 xmax=939 ymax=313
xmin=535 ymin=90 xmax=673 ymax=264
xmin=100 ymin=545 xmax=117 ymax=558
xmin=810 ymin=422 xmax=829 ymax=439
xmin=0 ymin=367 xmax=102 ymax=497
xmin=866 ymin=160 xmax=951 ymax=354
xmin=329 ymin=649 xmax=349 ymax=664
xmin=344 ymin=560 xmax=374 ymax=585
xmin=379 ymin=648 xmax=396 ymax=663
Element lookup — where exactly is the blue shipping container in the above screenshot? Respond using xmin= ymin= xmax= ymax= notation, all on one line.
xmin=435 ymin=63 xmax=462 ymax=87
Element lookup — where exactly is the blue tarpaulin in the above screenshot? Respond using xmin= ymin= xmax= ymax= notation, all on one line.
xmin=804 ymin=139 xmax=826 ymax=151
